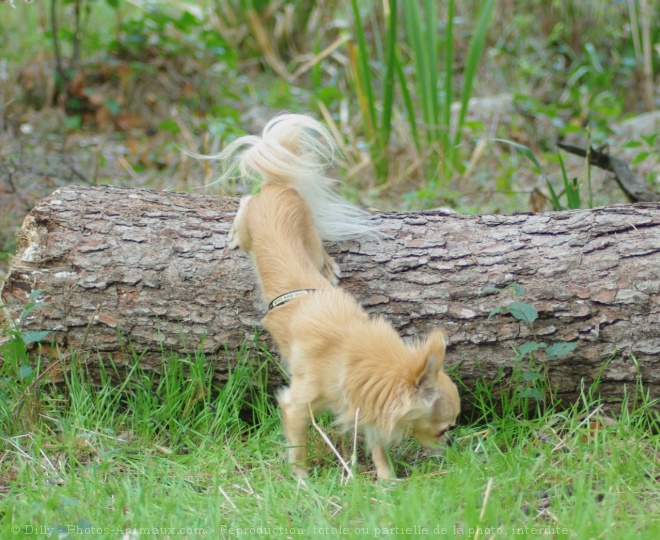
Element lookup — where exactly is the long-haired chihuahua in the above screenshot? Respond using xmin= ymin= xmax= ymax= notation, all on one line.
xmin=216 ymin=114 xmax=460 ymax=479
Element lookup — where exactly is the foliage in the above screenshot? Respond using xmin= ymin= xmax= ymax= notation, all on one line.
xmin=1 ymin=290 xmax=50 ymax=359
xmin=484 ymin=283 xmax=577 ymax=407
xmin=349 ymin=0 xmax=495 ymax=199
xmin=624 ymin=132 xmax=660 ymax=185
xmin=1 ymin=0 xmax=656 ymax=217
xmin=494 ymin=139 xmax=589 ymax=210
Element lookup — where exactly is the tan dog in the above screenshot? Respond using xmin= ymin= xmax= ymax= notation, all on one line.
xmin=221 ymin=114 xmax=460 ymax=479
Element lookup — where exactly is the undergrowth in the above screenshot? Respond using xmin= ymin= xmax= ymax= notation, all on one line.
xmin=1 ymin=334 xmax=659 ymax=539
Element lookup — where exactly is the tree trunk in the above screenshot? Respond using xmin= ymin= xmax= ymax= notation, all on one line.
xmin=2 ymin=185 xmax=659 ymax=412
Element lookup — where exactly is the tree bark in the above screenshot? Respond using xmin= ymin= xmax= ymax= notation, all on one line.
xmin=2 ymin=185 xmax=660 ymax=412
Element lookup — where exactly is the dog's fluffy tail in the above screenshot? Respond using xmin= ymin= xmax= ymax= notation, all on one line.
xmin=216 ymin=114 xmax=380 ymax=241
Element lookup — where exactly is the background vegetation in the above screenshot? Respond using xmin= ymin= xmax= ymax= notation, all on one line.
xmin=1 ymin=0 xmax=659 ymax=538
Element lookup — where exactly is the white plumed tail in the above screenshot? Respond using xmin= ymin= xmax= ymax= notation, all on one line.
xmin=212 ymin=114 xmax=380 ymax=242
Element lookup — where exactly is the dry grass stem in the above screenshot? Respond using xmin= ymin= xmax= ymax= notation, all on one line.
xmin=308 ymin=403 xmax=353 ymax=480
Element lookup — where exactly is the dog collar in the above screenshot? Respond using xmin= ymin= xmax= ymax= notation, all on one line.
xmin=267 ymin=289 xmax=317 ymax=311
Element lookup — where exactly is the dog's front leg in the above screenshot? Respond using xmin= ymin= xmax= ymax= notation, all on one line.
xmin=370 ymin=442 xmax=395 ymax=480
xmin=277 ymin=387 xmax=310 ymax=478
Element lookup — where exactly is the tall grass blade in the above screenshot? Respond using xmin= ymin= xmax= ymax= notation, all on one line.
xmin=350 ymin=0 xmax=391 ymax=179
xmin=491 ymin=138 xmax=545 ymax=176
xmin=403 ymin=0 xmax=435 ymax=142
xmin=395 ymin=49 xmax=420 ymax=152
xmin=544 ymin=178 xmax=563 ymax=211
xmin=424 ymin=0 xmax=439 ymax=141
xmin=442 ymin=0 xmax=455 ymax=156
xmin=347 ymin=42 xmax=373 ymax=139
xmin=558 ymin=151 xmax=581 ymax=209
xmin=451 ymin=0 xmax=496 ymax=165
xmin=350 ymin=0 xmax=378 ymax=140
xmin=380 ymin=0 xmax=398 ymax=150
xmin=492 ymin=138 xmax=564 ymax=210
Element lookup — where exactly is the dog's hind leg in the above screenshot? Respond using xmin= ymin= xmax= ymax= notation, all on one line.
xmin=277 ymin=386 xmax=310 ymax=478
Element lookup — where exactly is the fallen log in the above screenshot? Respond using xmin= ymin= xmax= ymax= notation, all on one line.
xmin=2 ymin=185 xmax=659 ymax=412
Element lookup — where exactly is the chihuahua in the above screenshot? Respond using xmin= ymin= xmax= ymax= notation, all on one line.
xmin=220 ymin=114 xmax=460 ymax=479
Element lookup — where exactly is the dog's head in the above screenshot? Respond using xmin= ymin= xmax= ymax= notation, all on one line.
xmin=408 ymin=331 xmax=460 ymax=446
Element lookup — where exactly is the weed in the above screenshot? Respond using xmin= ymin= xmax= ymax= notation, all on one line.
xmin=494 ymin=138 xmax=591 ymax=210
xmin=1 ymin=289 xmax=50 ymax=347
xmin=484 ymin=283 xmax=577 ymax=409
xmin=624 ymin=131 xmax=660 ymax=187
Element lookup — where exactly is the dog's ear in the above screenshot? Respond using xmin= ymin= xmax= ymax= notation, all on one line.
xmin=414 ymin=331 xmax=446 ymax=392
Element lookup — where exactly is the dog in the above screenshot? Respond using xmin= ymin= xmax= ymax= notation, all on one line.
xmin=220 ymin=114 xmax=460 ymax=479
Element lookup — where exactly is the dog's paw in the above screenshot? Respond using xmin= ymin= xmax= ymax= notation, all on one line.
xmin=291 ymin=465 xmax=309 ymax=479
xmin=322 ymin=254 xmax=341 ymax=286
xmin=227 ymin=225 xmax=240 ymax=250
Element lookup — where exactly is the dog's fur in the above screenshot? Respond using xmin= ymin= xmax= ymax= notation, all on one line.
xmin=222 ymin=114 xmax=460 ymax=479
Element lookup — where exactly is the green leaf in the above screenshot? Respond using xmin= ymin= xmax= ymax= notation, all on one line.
xmin=18 ymin=365 xmax=34 ymax=380
xmin=157 ymin=118 xmax=181 ymax=135
xmin=479 ymin=286 xmax=504 ymax=296
xmin=492 ymin=139 xmax=545 ymax=176
xmin=521 ymin=371 xmax=543 ymax=382
xmin=509 ymin=283 xmax=525 ymax=296
xmin=20 ymin=303 xmax=39 ymax=320
xmin=641 ymin=133 xmax=659 ymax=146
xmin=516 ymin=341 xmax=547 ymax=357
xmin=28 ymin=289 xmax=46 ymax=300
xmin=104 ymin=99 xmax=121 ymax=117
xmin=518 ymin=387 xmax=544 ymax=400
xmin=545 ymin=342 xmax=577 ymax=360
xmin=1 ymin=336 xmax=27 ymax=364
xmin=487 ymin=306 xmax=505 ymax=320
xmin=508 ymin=302 xmax=538 ymax=324
xmin=623 ymin=140 xmax=643 ymax=148
xmin=65 ymin=114 xmax=82 ymax=131
xmin=631 ymin=151 xmax=650 ymax=165
xmin=21 ymin=330 xmax=50 ymax=345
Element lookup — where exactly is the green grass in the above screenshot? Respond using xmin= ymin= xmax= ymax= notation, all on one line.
xmin=349 ymin=0 xmax=495 ymax=191
xmin=2 ymin=333 xmax=659 ymax=539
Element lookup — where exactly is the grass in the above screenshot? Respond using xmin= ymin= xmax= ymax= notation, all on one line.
xmin=2 ymin=330 xmax=659 ymax=538
xmin=349 ymin=0 xmax=495 ymax=192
